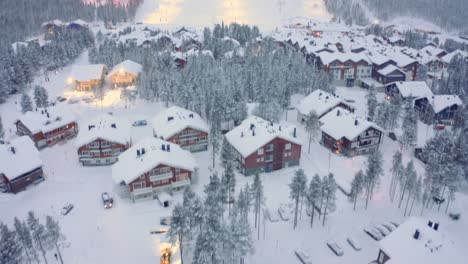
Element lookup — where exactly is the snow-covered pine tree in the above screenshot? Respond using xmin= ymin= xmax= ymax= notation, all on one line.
xmin=415 ymin=65 xmax=428 ymax=82
xmin=304 ymin=110 xmax=320 ymax=154
xmin=374 ymin=101 xmax=391 ymax=130
xmin=389 ymin=151 xmax=404 ymax=202
xmin=366 ymin=87 xmax=378 ymax=121
xmin=403 ymin=169 xmax=418 ymax=216
xmin=45 ymin=216 xmax=64 ymax=264
xmin=401 ymin=109 xmax=419 ymax=148
xmin=221 ymin=162 xmax=236 ymax=215
xmin=0 ymin=116 xmax=4 ymax=139
xmin=39 ymin=86 xmax=49 ymax=108
xmin=250 ymin=174 xmax=264 ymax=238
xmin=349 ymin=170 xmax=365 ymax=211
xmin=34 ymin=85 xmax=43 ymax=108
xmin=228 ymin=201 xmax=253 ymax=264
xmin=289 ymin=169 xmax=307 ymax=229
xmin=398 ymin=160 xmax=417 ymax=209
xmin=321 ymin=173 xmax=337 ymax=226
xmin=0 ymin=222 xmax=23 ymax=264
xmin=306 ymin=174 xmax=322 ymax=228
xmin=209 ymin=118 xmax=221 ymax=168
xmin=168 ymin=204 xmax=189 ymax=264
xmin=14 ymin=217 xmax=38 ymax=264
xmin=221 ymin=136 xmax=235 ymax=167
xmin=26 ymin=211 xmax=47 ymax=264
xmin=253 ymin=100 xmax=281 ymax=123
xmin=364 ymin=150 xmax=384 ymax=209
xmin=20 ymin=93 xmax=33 ymax=113
xmin=388 ymin=96 xmax=402 ymax=131
xmin=408 ymin=177 xmax=422 ymax=216
xmin=237 ymin=184 xmax=251 ymax=218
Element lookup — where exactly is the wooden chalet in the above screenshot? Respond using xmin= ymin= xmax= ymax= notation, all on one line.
xmin=108 ymin=60 xmax=142 ymax=88
xmin=69 ymin=64 xmax=107 ymax=91
xmin=0 ymin=137 xmax=44 ymax=193
xmin=319 ymin=108 xmax=384 ymax=157
xmin=15 ymin=106 xmax=78 ymax=149
xmin=112 ymin=138 xmax=197 ymax=202
xmin=414 ymin=95 xmax=463 ymax=124
xmin=151 ymin=106 xmax=209 ymax=152
xmin=225 ymin=116 xmax=302 ymax=176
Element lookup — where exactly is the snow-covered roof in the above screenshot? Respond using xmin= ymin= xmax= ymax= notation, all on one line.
xmin=41 ymin=19 xmax=63 ymax=27
xmin=151 ymin=106 xmax=209 ymax=140
xmin=75 ymin=114 xmax=131 ymax=148
xmin=16 ymin=106 xmax=77 ymax=134
xmin=225 ymin=116 xmax=301 ymax=158
xmin=378 ymin=64 xmax=405 ymax=76
xmin=379 ymin=217 xmax=464 ymax=264
xmin=108 ymin=60 xmax=142 ymax=76
xmin=0 ymin=136 xmax=42 ymax=180
xmin=318 ymin=52 xmax=370 ymax=65
xmin=297 ymin=89 xmax=350 ymax=117
xmin=388 ymin=36 xmax=404 ymax=43
xmin=111 ymin=137 xmax=197 ymax=185
xmin=67 ymin=19 xmax=87 ymax=26
xmin=441 ymin=50 xmax=468 ymax=64
xmin=366 ymin=53 xmax=395 ymax=66
xmin=320 ymin=108 xmax=384 ymax=141
xmin=389 ymin=81 xmax=433 ymax=98
xmin=421 ymin=95 xmax=463 ymax=114
xmin=222 ymin=36 xmax=241 ymax=46
xmin=70 ymin=64 xmax=106 ymax=81
xmin=419 ymin=46 xmax=446 ymax=57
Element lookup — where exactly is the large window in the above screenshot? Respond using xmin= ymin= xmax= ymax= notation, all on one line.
xmin=257 ymin=148 xmax=264 ymax=155
xmin=133 ymin=182 xmax=145 ymax=189
xmin=285 ymin=143 xmax=291 ymax=150
xmin=265 ymin=155 xmax=273 ymax=162
xmin=266 ymin=144 xmax=274 ymax=152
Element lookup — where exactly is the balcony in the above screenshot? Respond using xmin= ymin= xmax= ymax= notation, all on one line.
xmin=132 ymin=187 xmax=153 ymax=195
xmin=171 ymin=179 xmax=191 ymax=188
xmin=149 ymin=172 xmax=173 ymax=182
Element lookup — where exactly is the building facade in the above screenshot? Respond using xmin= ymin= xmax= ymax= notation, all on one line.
xmin=321 ymin=126 xmax=383 ymax=156
xmin=77 ymin=138 xmax=129 ymax=166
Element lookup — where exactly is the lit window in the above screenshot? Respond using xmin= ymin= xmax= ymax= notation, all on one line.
xmin=285 ymin=143 xmax=291 ymax=150
xmin=257 ymin=148 xmax=264 ymax=155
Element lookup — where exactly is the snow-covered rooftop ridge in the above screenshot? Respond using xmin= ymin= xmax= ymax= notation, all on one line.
xmin=108 ymin=60 xmax=143 ymax=76
xmin=319 ymin=108 xmax=384 ymax=141
xmin=378 ymin=64 xmax=404 ymax=76
xmin=441 ymin=49 xmax=468 ymax=64
xmin=41 ymin=19 xmax=64 ymax=27
xmin=390 ymin=81 xmax=433 ymax=98
xmin=75 ymin=114 xmax=131 ymax=148
xmin=297 ymin=89 xmax=349 ymax=117
xmin=151 ymin=106 xmax=209 ymax=140
xmin=420 ymin=94 xmax=463 ymax=114
xmin=0 ymin=136 xmax=42 ymax=180
xmin=318 ymin=52 xmax=371 ymax=65
xmin=225 ymin=116 xmax=301 ymax=158
xmin=379 ymin=217 xmax=464 ymax=264
xmin=16 ymin=106 xmax=77 ymax=134
xmin=111 ymin=137 xmax=197 ymax=185
xmin=70 ymin=64 xmax=106 ymax=81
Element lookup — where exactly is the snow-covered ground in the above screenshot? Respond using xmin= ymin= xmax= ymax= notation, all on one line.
xmin=134 ymin=0 xmax=332 ymax=31
xmin=1 ymin=47 xmax=468 ymax=264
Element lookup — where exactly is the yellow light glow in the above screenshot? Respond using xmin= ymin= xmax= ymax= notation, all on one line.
xmin=373 ymin=19 xmax=380 ymax=25
xmin=119 ymin=68 xmax=125 ymax=74
xmin=67 ymin=77 xmax=74 ymax=84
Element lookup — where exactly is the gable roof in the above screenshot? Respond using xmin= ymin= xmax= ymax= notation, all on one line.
xmin=151 ymin=106 xmax=209 ymax=140
xmin=420 ymin=95 xmax=463 ymax=114
xmin=389 ymin=81 xmax=433 ymax=98
xmin=111 ymin=137 xmax=197 ymax=185
xmin=108 ymin=60 xmax=143 ymax=76
xmin=379 ymin=217 xmax=463 ymax=264
xmin=0 ymin=136 xmax=42 ymax=180
xmin=378 ymin=64 xmax=406 ymax=76
xmin=16 ymin=106 xmax=77 ymax=134
xmin=225 ymin=116 xmax=301 ymax=158
xmin=75 ymin=114 xmax=131 ymax=148
xmin=318 ymin=52 xmax=371 ymax=65
xmin=320 ymin=108 xmax=384 ymax=141
xmin=70 ymin=64 xmax=106 ymax=81
xmin=297 ymin=89 xmax=350 ymax=117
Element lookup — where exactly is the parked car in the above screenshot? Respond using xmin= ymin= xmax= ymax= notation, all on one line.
xmin=160 ymin=216 xmax=173 ymax=226
xmin=327 ymin=241 xmax=344 ymax=256
xmin=150 ymin=228 xmax=168 ymax=235
xmin=294 ymin=250 xmax=313 ymax=264
xmin=132 ymin=120 xmax=148 ymax=126
xmin=101 ymin=192 xmax=114 ymax=209
xmin=57 ymin=96 xmax=67 ymax=102
xmin=278 ymin=204 xmax=291 ymax=221
xmin=61 ymin=203 xmax=74 ymax=215
xmin=67 ymin=98 xmax=79 ymax=104
xmin=364 ymin=227 xmax=383 ymax=241
xmin=388 ymin=132 xmax=397 ymax=141
xmin=375 ymin=225 xmax=390 ymax=236
xmin=346 ymin=236 xmax=362 ymax=251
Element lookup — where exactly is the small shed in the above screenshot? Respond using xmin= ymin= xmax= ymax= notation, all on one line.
xmin=157 ymin=192 xmax=172 ymax=208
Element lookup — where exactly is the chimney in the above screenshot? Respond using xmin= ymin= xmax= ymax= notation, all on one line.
xmin=241 ymin=132 xmax=244 ymax=137
xmin=434 ymin=223 xmax=439 ymax=231
xmin=88 ymin=125 xmax=95 ymax=130
xmin=189 ymin=113 xmax=194 ymax=118
xmin=162 ymin=144 xmax=166 ymax=151
xmin=279 ymin=126 xmax=282 ymax=131
xmin=428 ymin=221 xmax=433 ymax=228
xmin=337 ymin=110 xmax=340 ymax=116
xmin=167 ymin=144 xmax=170 ymax=152
xmin=168 ymin=116 xmax=174 ymax=122
xmin=250 ymin=124 xmax=255 ymax=130
xmin=137 ymin=149 xmax=141 ymax=157
xmin=293 ymin=127 xmax=297 ymax=138
xmin=354 ymin=120 xmax=358 ymax=126
xmin=111 ymin=123 xmax=116 ymax=128
xmin=41 ymin=110 xmax=44 ymax=114
xmin=46 ymin=113 xmax=50 ymax=118
xmin=414 ymin=229 xmax=420 ymax=240
xmin=141 ymin=148 xmax=145 ymax=155
xmin=252 ymin=129 xmax=255 ymax=136
xmin=10 ymin=147 xmax=16 ymax=154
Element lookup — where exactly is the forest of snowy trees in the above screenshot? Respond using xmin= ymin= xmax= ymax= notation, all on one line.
xmin=89 ymin=23 xmax=334 ymax=127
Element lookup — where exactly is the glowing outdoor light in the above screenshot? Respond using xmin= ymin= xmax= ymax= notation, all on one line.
xmin=373 ymin=19 xmax=380 ymax=25
xmin=119 ymin=68 xmax=125 ymax=74
xmin=67 ymin=77 xmax=74 ymax=84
